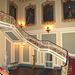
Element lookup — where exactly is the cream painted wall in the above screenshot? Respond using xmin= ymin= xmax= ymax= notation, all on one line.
xmin=1 ymin=0 xmax=75 ymax=31
xmin=0 ymin=30 xmax=15 ymax=67
xmin=0 ymin=0 xmax=7 ymax=13
xmin=0 ymin=0 xmax=21 ymax=22
xmin=0 ymin=31 xmax=6 ymax=67
xmin=18 ymin=0 xmax=75 ymax=31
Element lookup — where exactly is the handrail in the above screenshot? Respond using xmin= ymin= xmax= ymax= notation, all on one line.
xmin=21 ymin=28 xmax=68 ymax=53
xmin=0 ymin=11 xmax=68 ymax=68
xmin=21 ymin=27 xmax=68 ymax=67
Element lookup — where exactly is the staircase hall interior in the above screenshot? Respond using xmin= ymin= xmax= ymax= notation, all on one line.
xmin=0 ymin=0 xmax=75 ymax=75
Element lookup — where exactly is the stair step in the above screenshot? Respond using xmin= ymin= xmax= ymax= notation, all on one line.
xmin=72 ymin=68 xmax=75 ymax=69
xmin=68 ymin=70 xmax=72 ymax=72
xmin=69 ymin=66 xmax=72 ymax=68
xmin=72 ymin=72 xmax=75 ymax=73
xmin=72 ymin=64 xmax=75 ymax=65
xmin=67 ymin=58 xmax=75 ymax=75
xmin=68 ymin=68 xmax=72 ymax=70
xmin=72 ymin=66 xmax=75 ymax=67
xmin=68 ymin=73 xmax=72 ymax=75
xmin=72 ymin=73 xmax=75 ymax=74
xmin=72 ymin=66 xmax=75 ymax=68
xmin=72 ymin=69 xmax=75 ymax=70
xmin=68 ymin=72 xmax=71 ymax=74
xmin=72 ymin=61 xmax=75 ymax=62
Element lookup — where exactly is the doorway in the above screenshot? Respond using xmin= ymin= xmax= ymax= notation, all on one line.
xmin=45 ymin=53 xmax=53 ymax=68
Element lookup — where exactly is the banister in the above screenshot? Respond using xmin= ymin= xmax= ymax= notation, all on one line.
xmin=21 ymin=27 xmax=68 ymax=67
xmin=21 ymin=27 xmax=68 ymax=53
xmin=0 ymin=11 xmax=68 ymax=68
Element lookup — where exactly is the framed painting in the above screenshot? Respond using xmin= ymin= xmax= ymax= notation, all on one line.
xmin=62 ymin=0 xmax=75 ymax=22
xmin=25 ymin=4 xmax=36 ymax=26
xmin=8 ymin=1 xmax=18 ymax=20
xmin=42 ymin=1 xmax=55 ymax=24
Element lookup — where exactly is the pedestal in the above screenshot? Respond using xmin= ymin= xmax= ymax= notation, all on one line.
xmin=32 ymin=55 xmax=38 ymax=69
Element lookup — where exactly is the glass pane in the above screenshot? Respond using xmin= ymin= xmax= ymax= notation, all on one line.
xmin=46 ymin=53 xmax=52 ymax=61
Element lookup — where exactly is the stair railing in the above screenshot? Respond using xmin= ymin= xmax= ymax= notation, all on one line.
xmin=0 ymin=11 xmax=68 ymax=67
xmin=61 ymin=60 xmax=69 ymax=75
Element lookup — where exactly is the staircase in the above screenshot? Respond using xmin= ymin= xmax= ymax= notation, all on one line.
xmin=68 ymin=57 xmax=75 ymax=75
xmin=0 ymin=11 xmax=68 ymax=65
xmin=71 ymin=59 xmax=75 ymax=75
xmin=67 ymin=58 xmax=72 ymax=75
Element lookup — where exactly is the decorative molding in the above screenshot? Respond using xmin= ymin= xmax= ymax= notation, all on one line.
xmin=26 ymin=27 xmax=75 ymax=34
xmin=69 ymin=53 xmax=75 ymax=57
xmin=4 ymin=30 xmax=21 ymax=41
xmin=61 ymin=31 xmax=75 ymax=56
xmin=5 ymin=37 xmax=12 ymax=64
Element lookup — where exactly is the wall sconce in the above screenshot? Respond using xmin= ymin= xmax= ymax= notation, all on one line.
xmin=21 ymin=46 xmax=24 ymax=48
xmin=21 ymin=42 xmax=26 ymax=48
xmin=46 ymin=27 xmax=50 ymax=33
xmin=19 ymin=23 xmax=24 ymax=28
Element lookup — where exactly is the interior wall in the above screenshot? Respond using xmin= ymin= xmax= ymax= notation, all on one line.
xmin=18 ymin=0 xmax=75 ymax=31
xmin=15 ymin=44 xmax=19 ymax=62
xmin=0 ymin=0 xmax=21 ymax=22
xmin=23 ymin=44 xmax=29 ymax=62
xmin=7 ymin=0 xmax=21 ymax=22
xmin=62 ymin=32 xmax=75 ymax=54
xmin=0 ymin=31 xmax=5 ymax=67
xmin=6 ymin=38 xmax=11 ymax=65
xmin=0 ymin=31 xmax=14 ymax=67
xmin=0 ymin=0 xmax=7 ymax=12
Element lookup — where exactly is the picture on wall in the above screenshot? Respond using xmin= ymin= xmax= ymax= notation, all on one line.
xmin=62 ymin=0 xmax=75 ymax=22
xmin=25 ymin=4 xmax=36 ymax=26
xmin=8 ymin=1 xmax=18 ymax=20
xmin=42 ymin=1 xmax=55 ymax=24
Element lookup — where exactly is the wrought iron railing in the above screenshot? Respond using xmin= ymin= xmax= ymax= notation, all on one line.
xmin=0 ymin=11 xmax=68 ymax=67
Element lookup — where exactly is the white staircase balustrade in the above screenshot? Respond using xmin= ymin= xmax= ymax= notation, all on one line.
xmin=0 ymin=11 xmax=68 ymax=64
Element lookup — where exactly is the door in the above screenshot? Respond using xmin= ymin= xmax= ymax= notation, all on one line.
xmin=45 ymin=53 xmax=53 ymax=68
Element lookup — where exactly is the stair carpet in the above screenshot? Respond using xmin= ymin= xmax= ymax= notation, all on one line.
xmin=72 ymin=59 xmax=75 ymax=75
xmin=68 ymin=58 xmax=75 ymax=75
xmin=67 ymin=60 xmax=72 ymax=75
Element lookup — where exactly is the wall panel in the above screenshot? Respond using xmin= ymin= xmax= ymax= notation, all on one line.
xmin=15 ymin=44 xmax=19 ymax=62
xmin=23 ymin=44 xmax=29 ymax=62
xmin=62 ymin=33 xmax=75 ymax=54
xmin=6 ymin=39 xmax=11 ymax=65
